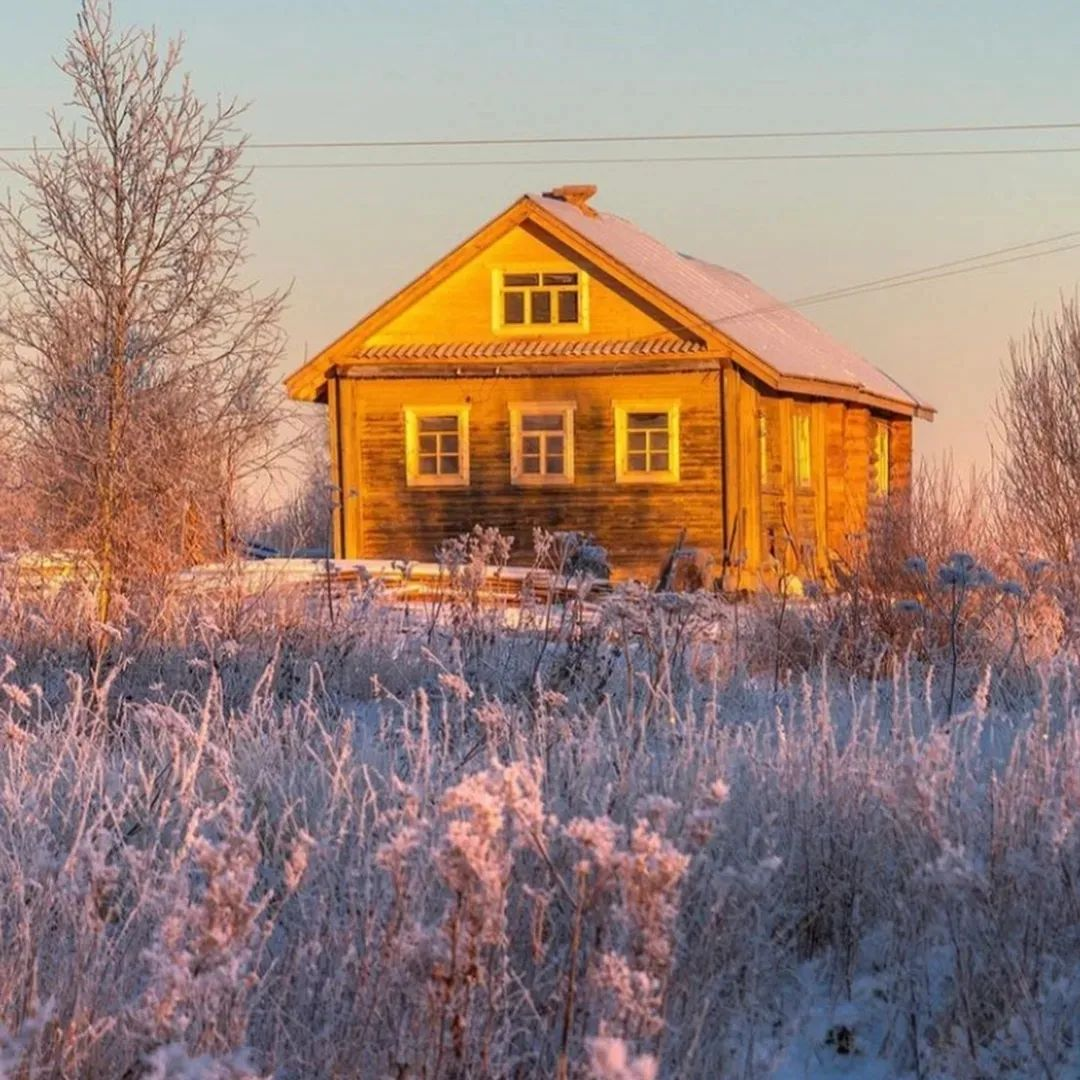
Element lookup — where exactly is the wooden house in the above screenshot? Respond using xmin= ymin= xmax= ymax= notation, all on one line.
xmin=285 ymin=185 xmax=933 ymax=585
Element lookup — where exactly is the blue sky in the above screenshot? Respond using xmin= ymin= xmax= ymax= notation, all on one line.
xmin=5 ymin=0 xmax=1080 ymax=483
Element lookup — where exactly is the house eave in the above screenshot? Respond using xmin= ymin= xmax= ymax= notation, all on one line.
xmin=334 ymin=357 xmax=726 ymax=380
xmin=333 ymin=354 xmax=932 ymax=417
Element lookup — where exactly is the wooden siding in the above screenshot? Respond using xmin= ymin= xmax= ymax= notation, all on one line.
xmin=842 ymin=406 xmax=871 ymax=563
xmin=368 ymin=220 xmax=694 ymax=347
xmin=889 ymin=416 xmax=914 ymax=496
xmin=337 ymin=369 xmax=725 ymax=581
xmin=314 ymin=208 xmax=921 ymax=587
xmin=327 ymin=375 xmax=344 ymax=556
xmin=824 ymin=402 xmax=848 ymax=559
xmin=711 ymin=371 xmax=917 ymax=587
xmin=337 ymin=378 xmax=365 ymax=555
xmin=720 ymin=365 xmax=760 ymax=584
xmin=758 ymin=392 xmax=784 ymax=572
xmin=331 ymin=367 xmax=918 ymax=585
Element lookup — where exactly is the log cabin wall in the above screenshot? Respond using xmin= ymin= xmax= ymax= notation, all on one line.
xmin=825 ymin=402 xmax=849 ymax=560
xmin=841 ymin=405 xmax=871 ymax=568
xmin=725 ymin=373 xmax=833 ymax=587
xmin=299 ymin=194 xmax=927 ymax=588
xmin=331 ymin=369 xmax=915 ymax=586
xmin=888 ymin=416 xmax=914 ymax=495
xmin=337 ymin=368 xmax=725 ymax=581
xmin=326 ymin=375 xmax=344 ymax=556
xmin=718 ymin=370 xmax=915 ymax=588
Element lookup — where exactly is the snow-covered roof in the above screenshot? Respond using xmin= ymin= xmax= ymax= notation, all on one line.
xmin=529 ymin=192 xmax=929 ymax=415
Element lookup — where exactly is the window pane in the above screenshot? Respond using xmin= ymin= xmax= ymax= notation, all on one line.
xmin=418 ymin=434 xmax=438 ymax=455
xmin=419 ymin=456 xmax=437 ymax=475
xmin=649 ymin=451 xmax=669 ymax=472
xmin=522 ymin=413 xmax=563 ymax=432
xmin=504 ymin=291 xmax=525 ymax=324
xmin=542 ymin=272 xmax=578 ymax=286
xmin=531 ymin=291 xmax=552 ymax=324
xmin=629 ymin=412 xmax=667 ymax=430
xmin=651 ymin=431 xmax=669 ymax=451
xmin=557 ymin=290 xmax=579 ymax=324
xmin=522 ymin=456 xmax=541 ymax=474
xmin=439 ymin=453 xmax=459 ymax=474
xmin=627 ymin=451 xmax=647 ymax=472
xmin=504 ymin=273 xmax=540 ymax=287
xmin=627 ymin=431 xmax=647 ymax=452
xmin=546 ymin=453 xmax=564 ymax=475
xmin=441 ymin=433 xmax=459 ymax=454
xmin=522 ymin=435 xmax=541 ymax=456
xmin=547 ymin=434 xmax=564 ymax=455
xmin=758 ymin=415 xmax=769 ymax=485
xmin=874 ymin=423 xmax=890 ymax=493
xmin=420 ymin=415 xmax=458 ymax=433
xmin=794 ymin=414 xmax=811 ymax=487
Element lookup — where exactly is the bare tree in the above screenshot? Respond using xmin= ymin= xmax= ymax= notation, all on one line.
xmin=251 ymin=415 xmax=334 ymax=557
xmin=0 ymin=0 xmax=286 ymax=623
xmin=997 ymin=296 xmax=1080 ymax=566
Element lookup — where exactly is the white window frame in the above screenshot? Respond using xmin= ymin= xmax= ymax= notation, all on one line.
xmin=492 ymin=266 xmax=590 ymax=334
xmin=404 ymin=405 xmax=470 ymax=488
xmin=508 ymin=401 xmax=576 ymax=486
xmin=613 ymin=400 xmax=680 ymax=484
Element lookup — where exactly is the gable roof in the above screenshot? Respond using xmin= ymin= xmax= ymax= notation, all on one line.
xmin=285 ymin=189 xmax=931 ymax=418
xmin=528 ymin=193 xmax=930 ymax=416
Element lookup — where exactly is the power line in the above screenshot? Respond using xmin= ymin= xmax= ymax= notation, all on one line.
xmin=257 ymin=146 xmax=1080 ymax=170
xmin=230 ymin=146 xmax=1080 ymax=171
xmin=796 ymin=240 xmax=1080 ymax=307
xmin=6 ymin=144 xmax=1080 ymax=175
xmin=790 ymin=229 xmax=1080 ymax=307
xmin=1 ymin=127 xmax=1077 ymax=323
xmin=623 ymin=229 xmax=1080 ymax=345
xmin=6 ymin=118 xmax=1080 ymax=153
xmin=243 ymin=120 xmax=1080 ymax=147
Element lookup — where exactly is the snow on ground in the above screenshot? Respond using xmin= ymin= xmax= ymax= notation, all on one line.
xmin=0 ymin=563 xmax=1076 ymax=1077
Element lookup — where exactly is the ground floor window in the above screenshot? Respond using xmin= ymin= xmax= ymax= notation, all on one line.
xmin=404 ymin=405 xmax=470 ymax=487
xmin=613 ymin=400 xmax=680 ymax=483
xmin=509 ymin=402 xmax=575 ymax=485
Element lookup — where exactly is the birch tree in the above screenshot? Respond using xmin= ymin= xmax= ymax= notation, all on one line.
xmin=0 ymin=0 xmax=286 ymax=622
xmin=997 ymin=296 xmax=1080 ymax=567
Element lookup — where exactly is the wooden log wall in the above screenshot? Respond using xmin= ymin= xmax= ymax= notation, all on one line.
xmin=332 ymin=360 xmax=917 ymax=587
xmin=338 ymin=369 xmax=726 ymax=581
xmin=724 ymin=368 xmax=915 ymax=587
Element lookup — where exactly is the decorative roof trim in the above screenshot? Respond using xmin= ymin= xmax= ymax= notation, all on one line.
xmin=336 ymin=358 xmax=724 ymax=380
xmin=348 ymin=337 xmax=705 ymax=361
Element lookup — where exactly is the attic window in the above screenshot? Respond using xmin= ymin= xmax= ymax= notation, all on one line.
xmin=499 ymin=271 xmax=583 ymax=330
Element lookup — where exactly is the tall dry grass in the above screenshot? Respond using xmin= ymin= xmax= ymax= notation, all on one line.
xmin=1 ymin=519 xmax=1079 ymax=1076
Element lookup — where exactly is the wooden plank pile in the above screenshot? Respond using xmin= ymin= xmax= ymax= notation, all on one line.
xmin=178 ymin=558 xmax=611 ymax=607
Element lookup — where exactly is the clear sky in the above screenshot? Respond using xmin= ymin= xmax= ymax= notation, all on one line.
xmin=5 ymin=0 xmax=1080 ymax=491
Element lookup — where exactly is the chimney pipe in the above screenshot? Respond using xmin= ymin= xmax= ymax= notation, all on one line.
xmin=543 ymin=184 xmax=598 ymax=215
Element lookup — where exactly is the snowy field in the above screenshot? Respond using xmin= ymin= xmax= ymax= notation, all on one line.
xmin=0 ymin=550 xmax=1076 ymax=1079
